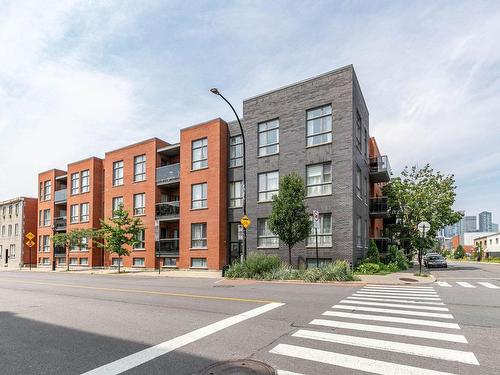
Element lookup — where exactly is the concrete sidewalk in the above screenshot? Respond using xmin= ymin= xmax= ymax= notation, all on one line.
xmin=356 ymin=272 xmax=435 ymax=285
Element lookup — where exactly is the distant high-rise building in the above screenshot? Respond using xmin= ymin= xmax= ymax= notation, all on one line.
xmin=492 ymin=223 xmax=499 ymax=233
xmin=479 ymin=211 xmax=493 ymax=232
xmin=464 ymin=216 xmax=477 ymax=232
xmin=457 ymin=210 xmax=466 ymax=237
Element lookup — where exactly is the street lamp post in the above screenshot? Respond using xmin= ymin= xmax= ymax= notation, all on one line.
xmin=51 ymin=225 xmax=56 ymax=271
xmin=210 ymin=88 xmax=247 ymax=261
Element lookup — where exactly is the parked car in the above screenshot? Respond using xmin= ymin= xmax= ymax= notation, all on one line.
xmin=423 ymin=252 xmax=439 ymax=266
xmin=426 ymin=255 xmax=448 ymax=268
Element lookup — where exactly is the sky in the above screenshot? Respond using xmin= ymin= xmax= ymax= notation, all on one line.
xmin=0 ymin=0 xmax=499 ymax=221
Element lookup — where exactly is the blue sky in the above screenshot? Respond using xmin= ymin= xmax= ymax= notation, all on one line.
xmin=0 ymin=0 xmax=499 ymax=221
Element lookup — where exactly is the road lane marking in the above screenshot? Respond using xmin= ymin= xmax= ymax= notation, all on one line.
xmin=340 ymin=299 xmax=449 ymax=311
xmin=332 ymin=304 xmax=454 ymax=319
xmin=270 ymin=343 xmax=457 ymax=375
xmin=310 ymin=319 xmax=467 ymax=343
xmin=348 ymin=296 xmax=445 ymax=305
xmin=0 ymin=278 xmax=279 ymax=304
xmin=276 ymin=371 xmax=305 ymax=375
xmin=353 ymin=293 xmax=441 ymax=301
xmin=477 ymin=282 xmax=500 ymax=289
xmin=293 ymin=329 xmax=478 ymax=365
xmin=457 ymin=282 xmax=475 ymax=288
xmin=81 ymin=302 xmax=284 ymax=375
xmin=322 ymin=311 xmax=460 ymax=329
xmin=436 ymin=281 xmax=451 ymax=287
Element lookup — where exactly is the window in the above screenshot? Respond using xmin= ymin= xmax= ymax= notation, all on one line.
xmin=0 ymin=245 xmax=2 ymax=258
xmin=191 ymin=223 xmax=207 ymax=248
xmin=133 ymin=258 xmax=145 ymax=267
xmin=191 ymin=258 xmax=207 ymax=268
xmin=9 ymin=244 xmax=15 ymax=258
xmin=80 ymin=237 xmax=88 ymax=251
xmin=14 ymin=224 xmax=19 ymax=236
xmin=229 ymin=181 xmax=243 ymax=208
xmin=43 ymin=209 xmax=51 ymax=226
xmin=164 ymin=257 xmax=177 ymax=267
xmin=192 ymin=138 xmax=208 ymax=170
xmin=365 ymin=219 xmax=368 ymax=248
xmin=356 ymin=216 xmax=362 ymax=247
xmin=257 ymin=218 xmax=279 ymax=248
xmin=70 ymin=258 xmax=78 ymax=265
xmin=43 ymin=257 xmax=50 ymax=265
xmin=1 ymin=226 xmax=4 ymax=236
xmin=306 ymin=163 xmax=332 ymax=197
xmin=8 ymin=225 xmax=12 ymax=236
xmin=307 ymin=213 xmax=333 ymax=247
xmin=258 ymin=119 xmax=279 ymax=156
xmin=364 ymin=128 xmax=368 ymax=158
xmin=356 ymin=166 xmax=362 ymax=199
xmin=306 ymin=105 xmax=332 ymax=147
xmin=39 ymin=182 xmax=43 ymax=200
xmin=111 ymin=258 xmax=123 ymax=267
xmin=44 ymin=180 xmax=52 ymax=200
xmin=133 ymin=193 xmax=145 ymax=215
xmin=364 ymin=176 xmax=369 ymax=204
xmin=15 ymin=203 xmax=19 ymax=216
xmin=113 ymin=160 xmax=124 ymax=186
xmin=307 ymin=258 xmax=332 ymax=268
xmin=112 ymin=196 xmax=123 ymax=217
xmin=81 ymin=170 xmax=90 ymax=193
xmin=134 ymin=229 xmax=145 ymax=249
xmin=134 ymin=155 xmax=146 ymax=182
xmin=79 ymin=258 xmax=88 ymax=266
xmin=8 ymin=205 xmax=12 ymax=216
xmin=229 ymin=135 xmax=243 ymax=167
xmin=258 ymin=171 xmax=279 ymax=202
xmin=80 ymin=203 xmax=89 ymax=222
xmin=191 ymin=183 xmax=207 ymax=209
xmin=71 ymin=173 xmax=80 ymax=195
xmin=70 ymin=205 xmax=79 ymax=224
xmin=356 ymin=110 xmax=362 ymax=150
xmin=43 ymin=235 xmax=50 ymax=252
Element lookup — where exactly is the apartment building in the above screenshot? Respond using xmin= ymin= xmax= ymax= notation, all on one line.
xmin=0 ymin=197 xmax=38 ymax=268
xmin=475 ymin=232 xmax=500 ymax=258
xmin=36 ymin=65 xmax=390 ymax=270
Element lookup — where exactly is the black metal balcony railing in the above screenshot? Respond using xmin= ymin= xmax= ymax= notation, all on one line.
xmin=54 ymin=217 xmax=67 ymax=230
xmin=369 ymin=197 xmax=390 ymax=217
xmin=54 ymin=189 xmax=67 ymax=203
xmin=156 ymin=201 xmax=180 ymax=219
xmin=369 ymin=155 xmax=391 ymax=183
xmin=156 ymin=238 xmax=179 ymax=255
xmin=54 ymin=246 xmax=66 ymax=256
xmin=156 ymin=163 xmax=180 ymax=185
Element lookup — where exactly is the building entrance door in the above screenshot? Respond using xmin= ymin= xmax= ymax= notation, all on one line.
xmin=5 ymin=249 xmax=8 ymax=264
xmin=228 ymin=223 xmax=242 ymax=264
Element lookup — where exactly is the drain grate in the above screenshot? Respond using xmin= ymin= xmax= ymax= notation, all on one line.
xmin=198 ymin=359 xmax=276 ymax=374
xmin=399 ymin=277 xmax=418 ymax=282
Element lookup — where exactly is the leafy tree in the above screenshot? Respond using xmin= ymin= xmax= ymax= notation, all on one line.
xmin=94 ymin=205 xmax=145 ymax=273
xmin=454 ymin=245 xmax=465 ymax=259
xmin=366 ymin=240 xmax=380 ymax=263
xmin=52 ymin=229 xmax=94 ymax=271
xmin=383 ymin=164 xmax=462 ymax=258
xmin=268 ymin=172 xmax=311 ymax=266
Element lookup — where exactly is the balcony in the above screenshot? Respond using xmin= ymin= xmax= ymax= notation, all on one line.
xmin=54 ymin=246 xmax=66 ymax=257
xmin=54 ymin=217 xmax=67 ymax=231
xmin=156 ymin=163 xmax=180 ymax=185
xmin=156 ymin=238 xmax=179 ymax=256
xmin=369 ymin=197 xmax=390 ymax=218
xmin=369 ymin=155 xmax=391 ymax=183
xmin=156 ymin=201 xmax=180 ymax=220
xmin=54 ymin=189 xmax=67 ymax=204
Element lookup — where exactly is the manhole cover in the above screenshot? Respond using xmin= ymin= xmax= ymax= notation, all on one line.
xmin=198 ymin=359 xmax=276 ymax=375
xmin=399 ymin=277 xmax=418 ymax=282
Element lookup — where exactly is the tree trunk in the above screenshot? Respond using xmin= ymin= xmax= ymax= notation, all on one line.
xmin=118 ymin=255 xmax=121 ymax=274
xmin=288 ymin=246 xmax=292 ymax=267
xmin=66 ymin=243 xmax=69 ymax=272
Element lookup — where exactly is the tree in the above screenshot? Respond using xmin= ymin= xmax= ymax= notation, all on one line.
xmin=366 ymin=240 xmax=380 ymax=263
xmin=383 ymin=164 xmax=463 ymax=259
xmin=52 ymin=229 xmax=94 ymax=271
xmin=95 ymin=205 xmax=145 ymax=273
xmin=268 ymin=172 xmax=311 ymax=266
xmin=454 ymin=245 xmax=465 ymax=259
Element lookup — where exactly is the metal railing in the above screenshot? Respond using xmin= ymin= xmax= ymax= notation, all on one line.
xmin=370 ymin=197 xmax=389 ymax=214
xmin=156 ymin=238 xmax=179 ymax=255
xmin=54 ymin=189 xmax=67 ymax=203
xmin=54 ymin=246 xmax=66 ymax=256
xmin=156 ymin=201 xmax=180 ymax=219
xmin=369 ymin=155 xmax=391 ymax=174
xmin=54 ymin=217 xmax=67 ymax=230
xmin=156 ymin=163 xmax=180 ymax=184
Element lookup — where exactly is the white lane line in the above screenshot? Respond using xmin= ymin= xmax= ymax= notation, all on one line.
xmin=364 ymin=287 xmax=438 ymax=294
xmin=367 ymin=284 xmax=434 ymax=289
xmin=354 ymin=293 xmax=441 ymax=301
xmin=322 ymin=311 xmax=460 ymax=329
xmin=332 ymin=304 xmax=454 ymax=319
xmin=436 ymin=281 xmax=451 ymax=287
xmin=358 ymin=290 xmax=438 ymax=296
xmin=277 ymin=371 xmax=305 ymax=375
xmin=348 ymin=296 xmax=445 ymax=305
xmin=270 ymin=344 xmax=457 ymax=375
xmin=310 ymin=319 xmax=467 ymax=343
xmin=478 ymin=282 xmax=500 ymax=289
xmin=340 ymin=299 xmax=449 ymax=311
xmin=81 ymin=302 xmax=284 ymax=375
xmin=457 ymin=282 xmax=475 ymax=288
xmin=293 ymin=329 xmax=478 ymax=365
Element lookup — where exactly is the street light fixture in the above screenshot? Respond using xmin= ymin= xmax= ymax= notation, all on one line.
xmin=210 ymin=88 xmax=247 ymax=261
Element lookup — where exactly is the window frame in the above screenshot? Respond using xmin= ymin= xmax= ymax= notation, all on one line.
xmin=229 ymin=135 xmax=243 ymax=168
xmin=229 ymin=181 xmax=243 ymax=208
xmin=258 ymin=171 xmax=279 ymax=202
xmin=134 ymin=155 xmax=147 ymax=182
xmin=81 ymin=170 xmax=90 ymax=193
xmin=44 ymin=180 xmax=52 ymax=200
xmin=191 ymin=223 xmax=207 ymax=249
xmin=112 ymin=160 xmax=124 ymax=186
xmin=191 ymin=138 xmax=208 ymax=170
xmin=43 ymin=209 xmax=51 ymax=227
xmin=112 ymin=196 xmax=123 ymax=217
xmin=191 ymin=183 xmax=208 ymax=209
xmin=133 ymin=229 xmax=146 ymax=250
xmin=133 ymin=193 xmax=146 ymax=216
xmin=257 ymin=218 xmax=279 ymax=248
xmin=306 ymin=162 xmax=332 ymax=197
xmin=307 ymin=213 xmax=333 ymax=247
xmin=306 ymin=104 xmax=332 ymax=147
xmin=80 ymin=202 xmax=90 ymax=222
xmin=70 ymin=204 xmax=79 ymax=224
xmin=70 ymin=172 xmax=80 ymax=195
xmin=258 ymin=119 xmax=279 ymax=157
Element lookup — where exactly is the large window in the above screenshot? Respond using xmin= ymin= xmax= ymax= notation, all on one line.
xmin=356 ymin=166 xmax=362 ymax=199
xmin=306 ymin=105 xmax=332 ymax=147
xmin=80 ymin=203 xmax=89 ymax=222
xmin=258 ymin=119 xmax=279 ymax=156
xmin=43 ymin=235 xmax=50 ymax=252
xmin=306 ymin=162 xmax=332 ymax=197
xmin=229 ymin=135 xmax=243 ymax=167
xmin=133 ymin=193 xmax=145 ymax=215
xmin=356 ymin=216 xmax=362 ymax=247
xmin=307 ymin=213 xmax=332 ymax=247
xmin=113 ymin=161 xmax=124 ymax=186
xmin=191 ymin=223 xmax=207 ymax=248
xmin=14 ymin=224 xmax=19 ymax=236
xmin=81 ymin=170 xmax=90 ymax=193
xmin=133 ymin=229 xmax=145 ymax=249
xmin=134 ymin=155 xmax=146 ymax=182
xmin=363 ymin=128 xmax=368 ymax=158
xmin=8 ymin=225 xmax=12 ymax=236
xmin=258 ymin=171 xmax=279 ymax=202
xmin=112 ymin=196 xmax=123 ymax=217
xmin=9 ymin=244 xmax=15 ymax=258
xmin=43 ymin=209 xmax=51 ymax=226
xmin=71 ymin=173 xmax=80 ymax=195
xmin=257 ymin=219 xmax=279 ymax=248
xmin=229 ymin=181 xmax=243 ymax=208
xmin=356 ymin=110 xmax=362 ymax=151
xmin=192 ymin=138 xmax=208 ymax=170
xmin=191 ymin=257 xmax=207 ymax=268
xmin=133 ymin=258 xmax=145 ymax=267
xmin=70 ymin=205 xmax=79 ymax=224
xmin=191 ymin=183 xmax=207 ymax=209
xmin=43 ymin=180 xmax=52 ymax=200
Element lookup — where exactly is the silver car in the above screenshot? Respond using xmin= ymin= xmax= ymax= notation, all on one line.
xmin=426 ymin=255 xmax=447 ymax=268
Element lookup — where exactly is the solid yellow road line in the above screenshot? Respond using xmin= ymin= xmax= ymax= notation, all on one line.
xmin=0 ymin=279 xmax=280 ymax=304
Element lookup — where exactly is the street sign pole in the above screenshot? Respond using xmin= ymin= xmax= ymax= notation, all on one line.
xmin=315 ymin=227 xmax=319 ymax=268
xmin=417 ymin=221 xmax=430 ymax=275
xmin=155 ymin=220 xmax=160 ymax=275
xmin=313 ymin=210 xmax=320 ymax=268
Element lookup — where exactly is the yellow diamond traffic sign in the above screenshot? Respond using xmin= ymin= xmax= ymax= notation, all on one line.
xmin=240 ymin=215 xmax=251 ymax=229
xmin=25 ymin=240 xmax=35 ymax=248
xmin=26 ymin=232 xmax=35 ymax=240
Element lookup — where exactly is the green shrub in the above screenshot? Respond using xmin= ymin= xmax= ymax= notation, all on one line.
xmin=454 ymin=245 xmax=465 ymax=259
xmin=225 ymin=252 xmax=282 ymax=279
xmin=355 ymin=262 xmax=381 ymax=274
xmin=384 ymin=245 xmax=408 ymax=270
xmin=366 ymin=240 xmax=380 ymax=263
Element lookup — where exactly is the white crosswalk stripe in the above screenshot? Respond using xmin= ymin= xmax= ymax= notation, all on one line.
xmin=478 ymin=282 xmax=500 ymax=289
xmin=353 ymin=292 xmax=442 ymax=300
xmin=437 ymin=281 xmax=451 ymax=287
xmin=339 ymin=299 xmax=449 ymax=311
xmin=348 ymin=295 xmax=446 ymax=305
xmin=456 ymin=282 xmax=475 ymax=288
xmin=435 ymin=281 xmax=500 ymax=288
xmin=366 ymin=284 xmax=434 ymax=289
xmin=332 ymin=304 xmax=454 ymax=319
xmin=356 ymin=290 xmax=440 ymax=297
xmin=364 ymin=287 xmax=438 ymax=294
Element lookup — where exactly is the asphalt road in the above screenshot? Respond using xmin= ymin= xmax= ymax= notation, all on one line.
xmin=0 ymin=263 xmax=499 ymax=375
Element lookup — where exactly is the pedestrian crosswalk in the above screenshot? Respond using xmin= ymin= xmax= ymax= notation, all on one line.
xmin=436 ymin=280 xmax=500 ymax=288
xmin=270 ymin=284 xmax=479 ymax=375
